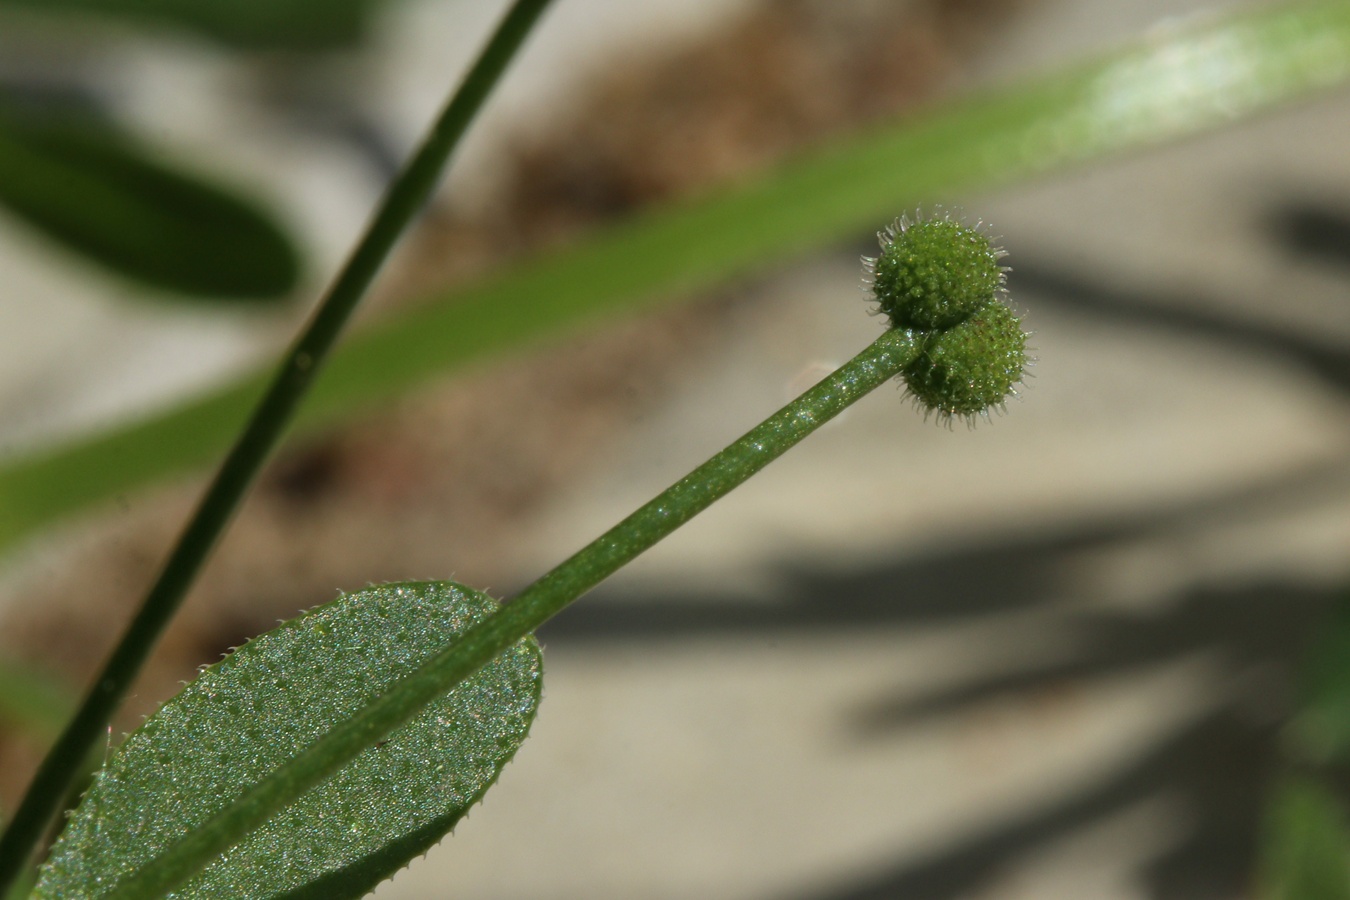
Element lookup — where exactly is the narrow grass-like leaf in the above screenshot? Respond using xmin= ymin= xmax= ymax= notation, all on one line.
xmin=0 ymin=110 xmax=301 ymax=300
xmin=0 ymin=0 xmax=1348 ymax=551
xmin=31 ymin=582 xmax=542 ymax=899
xmin=1261 ymin=778 xmax=1350 ymax=900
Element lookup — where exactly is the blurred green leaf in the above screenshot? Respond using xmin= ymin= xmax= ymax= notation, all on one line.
xmin=1287 ymin=594 xmax=1350 ymax=766
xmin=1262 ymin=778 xmax=1350 ymax=900
xmin=0 ymin=869 xmax=34 ymax=900
xmin=0 ymin=0 xmax=1348 ymax=552
xmin=32 ymin=581 xmax=543 ymax=899
xmin=0 ymin=0 xmax=380 ymax=51
xmin=0 ymin=657 xmax=73 ymax=743
xmin=0 ymin=109 xmax=301 ymax=300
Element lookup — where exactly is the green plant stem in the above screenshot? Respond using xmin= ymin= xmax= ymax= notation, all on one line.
xmin=0 ymin=0 xmax=556 ymax=891
xmin=104 ymin=326 xmax=921 ymax=899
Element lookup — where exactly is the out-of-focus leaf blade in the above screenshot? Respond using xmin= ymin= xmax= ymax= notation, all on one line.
xmin=1287 ymin=593 xmax=1350 ymax=766
xmin=0 ymin=0 xmax=1348 ymax=551
xmin=1 ymin=869 xmax=35 ymax=900
xmin=0 ymin=111 xmax=301 ymax=300
xmin=0 ymin=658 xmax=73 ymax=743
xmin=1262 ymin=778 xmax=1350 ymax=900
xmin=0 ymin=0 xmax=379 ymax=51
xmin=32 ymin=581 xmax=543 ymax=899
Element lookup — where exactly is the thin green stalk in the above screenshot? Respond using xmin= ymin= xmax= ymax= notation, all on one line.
xmin=0 ymin=0 xmax=556 ymax=890
xmin=103 ymin=326 xmax=922 ymax=899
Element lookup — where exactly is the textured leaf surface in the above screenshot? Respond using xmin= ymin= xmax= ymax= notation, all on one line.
xmin=33 ymin=581 xmax=542 ymax=899
xmin=0 ymin=111 xmax=301 ymax=300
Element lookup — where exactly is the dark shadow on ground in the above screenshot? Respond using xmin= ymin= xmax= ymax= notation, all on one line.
xmin=539 ymin=459 xmax=1349 ymax=643
xmin=792 ymin=706 xmax=1284 ymax=900
xmin=538 ymin=472 xmax=1343 ymax=899
xmin=1267 ymin=201 xmax=1350 ymax=274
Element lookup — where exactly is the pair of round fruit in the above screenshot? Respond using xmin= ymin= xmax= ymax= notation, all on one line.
xmin=864 ymin=213 xmax=1029 ymax=423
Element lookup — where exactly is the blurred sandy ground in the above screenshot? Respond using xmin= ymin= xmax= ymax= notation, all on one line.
xmin=1 ymin=0 xmax=1349 ymax=897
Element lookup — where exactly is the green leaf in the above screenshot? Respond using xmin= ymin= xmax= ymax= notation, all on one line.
xmin=0 ymin=0 xmax=1348 ymax=552
xmin=1262 ymin=778 xmax=1350 ymax=900
xmin=0 ymin=0 xmax=380 ymax=51
xmin=2 ymin=868 xmax=36 ymax=900
xmin=0 ymin=657 xmax=73 ymax=743
xmin=0 ymin=109 xmax=301 ymax=300
xmin=32 ymin=581 xmax=542 ymax=899
xmin=1287 ymin=593 xmax=1350 ymax=767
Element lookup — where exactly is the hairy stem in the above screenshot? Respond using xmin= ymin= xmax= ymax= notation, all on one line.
xmin=0 ymin=0 xmax=556 ymax=890
xmin=104 ymin=326 xmax=920 ymax=899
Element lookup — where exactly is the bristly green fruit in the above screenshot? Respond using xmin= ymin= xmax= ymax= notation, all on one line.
xmin=864 ymin=210 xmax=1029 ymax=424
xmin=903 ymin=300 xmax=1028 ymax=422
xmin=865 ymin=212 xmax=1006 ymax=331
